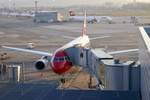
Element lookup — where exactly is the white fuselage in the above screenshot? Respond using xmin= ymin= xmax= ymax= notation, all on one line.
xmin=51 ymin=34 xmax=90 ymax=65
xmin=69 ymin=16 xmax=112 ymax=22
xmin=60 ymin=34 xmax=90 ymax=50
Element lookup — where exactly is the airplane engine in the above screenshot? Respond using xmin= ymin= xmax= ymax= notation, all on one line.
xmin=35 ymin=58 xmax=49 ymax=70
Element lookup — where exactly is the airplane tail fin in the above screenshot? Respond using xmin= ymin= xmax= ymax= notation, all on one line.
xmin=81 ymin=11 xmax=87 ymax=36
xmin=69 ymin=11 xmax=75 ymax=16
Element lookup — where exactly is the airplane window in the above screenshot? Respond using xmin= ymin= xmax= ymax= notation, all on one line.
xmin=54 ymin=57 xmax=59 ymax=62
xmin=65 ymin=56 xmax=68 ymax=61
xmin=65 ymin=56 xmax=70 ymax=61
xmin=54 ymin=56 xmax=71 ymax=62
xmin=59 ymin=57 xmax=64 ymax=61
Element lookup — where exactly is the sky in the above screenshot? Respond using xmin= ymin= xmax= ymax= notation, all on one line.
xmin=0 ymin=0 xmax=150 ymax=7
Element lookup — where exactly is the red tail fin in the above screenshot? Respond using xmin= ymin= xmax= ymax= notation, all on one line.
xmin=69 ymin=11 xmax=75 ymax=16
xmin=81 ymin=11 xmax=87 ymax=36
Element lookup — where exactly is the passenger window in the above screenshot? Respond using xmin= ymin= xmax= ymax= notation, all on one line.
xmin=54 ymin=56 xmax=70 ymax=62
xmin=54 ymin=57 xmax=59 ymax=62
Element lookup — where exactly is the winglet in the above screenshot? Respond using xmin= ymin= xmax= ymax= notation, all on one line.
xmin=81 ymin=11 xmax=87 ymax=36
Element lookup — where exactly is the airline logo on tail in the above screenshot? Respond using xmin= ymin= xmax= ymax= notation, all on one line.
xmin=69 ymin=11 xmax=76 ymax=16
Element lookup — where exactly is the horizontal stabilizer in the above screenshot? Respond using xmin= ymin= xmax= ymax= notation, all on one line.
xmin=108 ymin=49 xmax=139 ymax=55
xmin=90 ymin=36 xmax=110 ymax=40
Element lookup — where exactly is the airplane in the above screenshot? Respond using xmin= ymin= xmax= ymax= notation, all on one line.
xmin=2 ymin=11 xmax=138 ymax=89
xmin=0 ymin=12 xmax=34 ymax=18
xmin=68 ymin=11 xmax=112 ymax=23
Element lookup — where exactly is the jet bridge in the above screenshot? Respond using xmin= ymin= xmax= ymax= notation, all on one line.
xmin=65 ymin=47 xmax=140 ymax=91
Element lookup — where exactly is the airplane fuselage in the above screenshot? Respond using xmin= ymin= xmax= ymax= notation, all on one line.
xmin=50 ymin=35 xmax=90 ymax=74
xmin=69 ymin=16 xmax=112 ymax=22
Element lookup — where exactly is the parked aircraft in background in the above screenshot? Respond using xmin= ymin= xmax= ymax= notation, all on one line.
xmin=0 ymin=12 xmax=34 ymax=18
xmin=69 ymin=11 xmax=112 ymax=24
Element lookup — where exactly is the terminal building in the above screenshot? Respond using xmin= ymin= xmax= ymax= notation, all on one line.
xmin=34 ymin=11 xmax=58 ymax=23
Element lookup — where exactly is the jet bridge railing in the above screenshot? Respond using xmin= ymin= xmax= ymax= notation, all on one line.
xmin=65 ymin=47 xmax=114 ymax=89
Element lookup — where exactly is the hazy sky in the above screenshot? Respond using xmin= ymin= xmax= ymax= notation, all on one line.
xmin=0 ymin=0 xmax=150 ymax=7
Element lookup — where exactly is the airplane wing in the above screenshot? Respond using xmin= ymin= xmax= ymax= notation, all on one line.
xmin=2 ymin=46 xmax=52 ymax=56
xmin=62 ymin=35 xmax=110 ymax=40
xmin=90 ymin=36 xmax=110 ymax=40
xmin=107 ymin=49 xmax=139 ymax=55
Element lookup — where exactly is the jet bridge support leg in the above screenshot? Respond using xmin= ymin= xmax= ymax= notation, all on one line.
xmin=88 ymin=75 xmax=92 ymax=88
